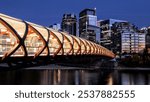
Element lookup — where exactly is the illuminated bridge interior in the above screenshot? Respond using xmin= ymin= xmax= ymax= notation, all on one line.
xmin=0 ymin=13 xmax=115 ymax=63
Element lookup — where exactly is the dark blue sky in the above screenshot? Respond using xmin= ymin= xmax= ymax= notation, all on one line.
xmin=0 ymin=0 xmax=149 ymax=28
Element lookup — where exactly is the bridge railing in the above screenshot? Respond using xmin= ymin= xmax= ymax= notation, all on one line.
xmin=0 ymin=13 xmax=115 ymax=62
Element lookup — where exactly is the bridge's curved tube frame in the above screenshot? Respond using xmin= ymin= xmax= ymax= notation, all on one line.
xmin=0 ymin=13 xmax=115 ymax=62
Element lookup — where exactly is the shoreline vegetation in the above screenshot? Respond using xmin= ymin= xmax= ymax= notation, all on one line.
xmin=119 ymin=50 xmax=150 ymax=67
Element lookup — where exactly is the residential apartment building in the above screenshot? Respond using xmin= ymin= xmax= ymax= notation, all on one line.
xmin=111 ymin=22 xmax=145 ymax=57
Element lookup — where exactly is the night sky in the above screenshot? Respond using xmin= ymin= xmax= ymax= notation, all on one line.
xmin=0 ymin=0 xmax=149 ymax=28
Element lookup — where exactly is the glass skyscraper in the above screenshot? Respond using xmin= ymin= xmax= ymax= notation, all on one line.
xmin=99 ymin=19 xmax=126 ymax=50
xmin=79 ymin=8 xmax=99 ymax=43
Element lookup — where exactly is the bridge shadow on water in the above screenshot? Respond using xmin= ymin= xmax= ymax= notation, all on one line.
xmin=0 ymin=56 xmax=115 ymax=85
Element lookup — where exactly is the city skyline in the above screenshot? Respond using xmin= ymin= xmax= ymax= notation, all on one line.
xmin=0 ymin=0 xmax=149 ymax=28
xmin=0 ymin=1 xmax=150 ymax=86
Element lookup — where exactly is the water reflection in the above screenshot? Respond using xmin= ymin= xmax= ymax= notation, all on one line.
xmin=1 ymin=64 xmax=150 ymax=85
xmin=0 ymin=65 xmax=109 ymax=85
xmin=120 ymin=72 xmax=150 ymax=85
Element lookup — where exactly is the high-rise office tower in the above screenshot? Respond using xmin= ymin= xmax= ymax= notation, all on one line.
xmin=61 ymin=14 xmax=77 ymax=36
xmin=79 ymin=8 xmax=99 ymax=42
xmin=99 ymin=19 xmax=126 ymax=50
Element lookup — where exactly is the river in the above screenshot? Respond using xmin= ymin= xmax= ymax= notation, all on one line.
xmin=0 ymin=64 xmax=150 ymax=85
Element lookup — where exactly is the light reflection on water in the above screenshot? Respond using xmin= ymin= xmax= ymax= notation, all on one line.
xmin=120 ymin=72 xmax=150 ymax=85
xmin=0 ymin=65 xmax=111 ymax=85
xmin=0 ymin=65 xmax=150 ymax=85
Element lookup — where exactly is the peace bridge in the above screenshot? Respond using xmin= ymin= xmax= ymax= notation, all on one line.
xmin=0 ymin=13 xmax=115 ymax=67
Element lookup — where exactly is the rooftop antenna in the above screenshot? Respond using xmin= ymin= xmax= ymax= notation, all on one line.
xmin=94 ymin=7 xmax=96 ymax=15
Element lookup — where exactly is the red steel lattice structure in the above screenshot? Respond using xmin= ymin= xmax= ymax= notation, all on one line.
xmin=0 ymin=13 xmax=115 ymax=62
